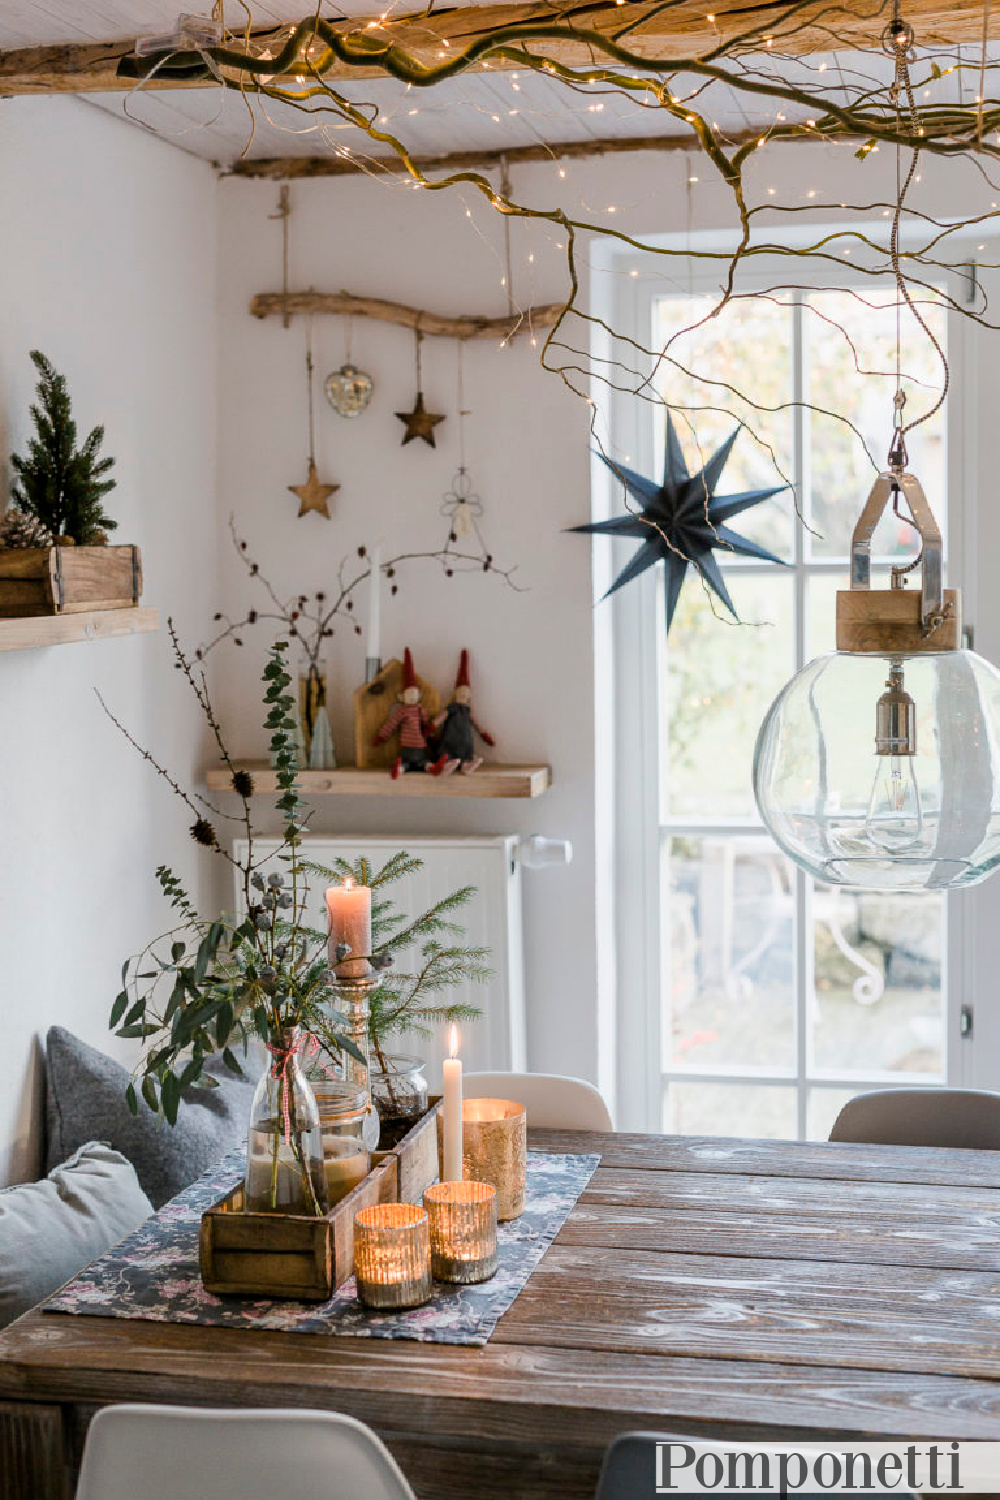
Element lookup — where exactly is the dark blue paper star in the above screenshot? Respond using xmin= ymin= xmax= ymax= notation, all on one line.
xmin=570 ymin=413 xmax=788 ymax=632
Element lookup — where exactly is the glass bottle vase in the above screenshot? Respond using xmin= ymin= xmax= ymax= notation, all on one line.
xmin=245 ymin=1027 xmax=329 ymax=1216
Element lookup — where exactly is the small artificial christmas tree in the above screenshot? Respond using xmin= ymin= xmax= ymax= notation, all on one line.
xmin=8 ymin=350 xmax=117 ymax=546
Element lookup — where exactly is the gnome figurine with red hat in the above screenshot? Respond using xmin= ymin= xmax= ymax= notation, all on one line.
xmin=434 ymin=650 xmax=495 ymax=775
xmin=374 ymin=648 xmax=450 ymax=779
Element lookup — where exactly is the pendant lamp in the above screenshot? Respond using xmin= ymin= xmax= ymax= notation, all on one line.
xmin=753 ymin=464 xmax=1000 ymax=890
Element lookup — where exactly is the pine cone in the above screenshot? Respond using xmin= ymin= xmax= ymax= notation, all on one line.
xmin=189 ymin=818 xmax=218 ymax=849
xmin=231 ymin=769 xmax=255 ymax=798
xmin=0 ymin=509 xmax=54 ymax=550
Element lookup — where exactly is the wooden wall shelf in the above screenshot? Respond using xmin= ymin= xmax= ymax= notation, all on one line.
xmin=0 ymin=606 xmax=160 ymax=654
xmin=205 ymin=762 xmax=551 ymax=799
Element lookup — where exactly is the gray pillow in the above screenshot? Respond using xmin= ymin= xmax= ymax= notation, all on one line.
xmin=0 ymin=1141 xmax=152 ymax=1328
xmin=46 ymin=1026 xmax=256 ymax=1209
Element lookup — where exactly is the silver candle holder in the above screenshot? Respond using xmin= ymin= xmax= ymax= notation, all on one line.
xmin=329 ymin=970 xmax=381 ymax=1152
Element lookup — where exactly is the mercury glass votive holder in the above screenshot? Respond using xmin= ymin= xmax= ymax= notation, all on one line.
xmin=437 ymin=1098 xmax=527 ymax=1221
xmin=423 ymin=1181 xmax=498 ymax=1284
xmin=353 ymin=1203 xmax=432 ymax=1309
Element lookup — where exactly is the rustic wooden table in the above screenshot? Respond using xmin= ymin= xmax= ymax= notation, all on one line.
xmin=5 ymin=1128 xmax=1000 ymax=1500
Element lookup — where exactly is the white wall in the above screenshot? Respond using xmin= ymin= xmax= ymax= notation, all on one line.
xmin=215 ymin=175 xmax=596 ymax=1086
xmin=0 ymin=98 xmax=218 ymax=1185
xmin=214 ymin=144 xmax=1000 ymax=1106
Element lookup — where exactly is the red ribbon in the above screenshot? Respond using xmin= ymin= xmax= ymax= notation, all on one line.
xmin=267 ymin=1033 xmax=305 ymax=1145
xmin=267 ymin=1032 xmax=336 ymax=1144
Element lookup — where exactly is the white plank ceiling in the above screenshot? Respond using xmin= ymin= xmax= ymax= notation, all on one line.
xmin=0 ymin=3 xmax=976 ymax=164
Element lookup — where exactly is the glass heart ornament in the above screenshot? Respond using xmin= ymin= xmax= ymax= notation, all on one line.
xmin=325 ymin=363 xmax=374 ymax=418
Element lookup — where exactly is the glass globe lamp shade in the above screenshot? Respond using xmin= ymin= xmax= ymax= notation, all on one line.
xmin=753 ymin=648 xmax=1000 ymax=890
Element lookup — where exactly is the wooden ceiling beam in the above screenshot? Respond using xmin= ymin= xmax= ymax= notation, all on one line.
xmin=225 ymin=128 xmax=773 ymax=180
xmin=2 ymin=1 xmax=1000 ymax=97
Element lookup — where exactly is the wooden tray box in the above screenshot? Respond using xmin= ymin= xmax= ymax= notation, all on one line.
xmin=199 ymin=1099 xmax=441 ymax=1301
xmin=0 ymin=544 xmax=142 ymax=617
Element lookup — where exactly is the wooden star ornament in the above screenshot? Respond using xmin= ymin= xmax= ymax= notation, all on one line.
xmin=289 ymin=459 xmax=339 ymax=519
xmin=396 ymin=391 xmax=446 ymax=448
xmin=569 ymin=411 xmax=788 ymax=633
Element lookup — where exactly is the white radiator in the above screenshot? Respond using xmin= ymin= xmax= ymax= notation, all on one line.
xmin=233 ymin=835 xmax=525 ymax=1087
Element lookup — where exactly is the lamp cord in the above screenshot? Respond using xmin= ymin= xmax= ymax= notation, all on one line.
xmin=886 ymin=2 xmax=949 ymax=463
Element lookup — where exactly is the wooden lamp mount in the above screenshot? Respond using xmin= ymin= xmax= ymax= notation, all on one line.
xmin=835 ymin=468 xmax=961 ymax=655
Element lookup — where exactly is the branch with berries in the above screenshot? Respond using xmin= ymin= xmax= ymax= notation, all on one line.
xmin=194 ymin=516 xmax=522 ymax=667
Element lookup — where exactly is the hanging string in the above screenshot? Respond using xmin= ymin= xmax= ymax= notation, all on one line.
xmin=500 ymin=155 xmax=514 ymax=319
xmin=978 ymin=0 xmax=992 ymax=145
xmin=885 ymin=1 xmax=949 ymax=462
xmin=305 ymin=317 xmax=316 ymax=466
xmin=345 ymin=313 xmax=353 ymax=365
xmin=685 ymin=152 xmax=694 ymax=300
xmin=414 ymin=325 xmax=423 ymax=391
xmin=457 ymin=339 xmax=468 ymax=472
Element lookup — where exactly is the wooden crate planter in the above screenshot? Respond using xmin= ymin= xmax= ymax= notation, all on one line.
xmin=0 ymin=545 xmax=142 ymax=618
xmin=199 ymin=1099 xmax=441 ymax=1301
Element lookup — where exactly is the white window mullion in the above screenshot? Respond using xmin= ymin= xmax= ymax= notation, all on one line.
xmin=791 ymin=293 xmax=809 ymax=1139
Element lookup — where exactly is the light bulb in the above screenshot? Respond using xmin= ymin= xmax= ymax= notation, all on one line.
xmin=866 ymin=753 xmax=924 ymax=852
xmin=865 ymin=662 xmax=923 ymax=853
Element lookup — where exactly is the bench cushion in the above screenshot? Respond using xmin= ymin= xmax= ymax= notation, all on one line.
xmin=46 ymin=1026 xmax=256 ymax=1209
xmin=0 ymin=1141 xmax=152 ymax=1328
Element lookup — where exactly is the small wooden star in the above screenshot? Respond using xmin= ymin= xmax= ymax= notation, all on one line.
xmin=396 ymin=391 xmax=446 ymax=448
xmin=288 ymin=459 xmax=338 ymax=519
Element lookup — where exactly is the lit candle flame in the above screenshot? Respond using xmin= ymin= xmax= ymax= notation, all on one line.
xmin=344 ymin=875 xmax=354 ymax=890
xmin=449 ymin=1024 xmax=459 ymax=1059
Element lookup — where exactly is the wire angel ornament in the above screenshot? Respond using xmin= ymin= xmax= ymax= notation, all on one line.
xmin=441 ymin=467 xmax=487 ymax=550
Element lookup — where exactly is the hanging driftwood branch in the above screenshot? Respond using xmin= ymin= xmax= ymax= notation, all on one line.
xmin=250 ymin=290 xmax=566 ymax=339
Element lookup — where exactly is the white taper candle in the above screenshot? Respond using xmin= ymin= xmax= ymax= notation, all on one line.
xmin=442 ymin=1024 xmax=463 ymax=1184
xmin=367 ymin=542 xmax=382 ymax=667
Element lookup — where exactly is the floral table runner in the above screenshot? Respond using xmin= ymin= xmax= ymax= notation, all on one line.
xmin=45 ymin=1148 xmax=599 ymax=1348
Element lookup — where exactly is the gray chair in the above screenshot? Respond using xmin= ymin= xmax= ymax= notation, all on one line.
xmin=829 ymin=1088 xmax=1000 ymax=1149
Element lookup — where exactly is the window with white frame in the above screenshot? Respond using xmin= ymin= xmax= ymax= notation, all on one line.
xmin=605 ymin=257 xmax=967 ymax=1140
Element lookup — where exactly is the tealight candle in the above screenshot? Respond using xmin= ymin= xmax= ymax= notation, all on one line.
xmin=353 ymin=1203 xmax=432 ymax=1309
xmin=423 ymin=1180 xmax=498 ymax=1284
xmin=326 ymin=878 xmax=371 ymax=979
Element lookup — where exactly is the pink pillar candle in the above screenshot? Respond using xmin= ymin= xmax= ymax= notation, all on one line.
xmin=326 ymin=879 xmax=372 ymax=979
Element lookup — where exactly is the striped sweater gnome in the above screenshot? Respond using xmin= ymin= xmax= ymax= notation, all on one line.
xmin=433 ymin=649 xmax=495 ymax=775
xmin=374 ymin=647 xmax=450 ymax=779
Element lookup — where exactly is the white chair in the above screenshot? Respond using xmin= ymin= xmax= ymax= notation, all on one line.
xmin=76 ymin=1404 xmax=417 ymax=1500
xmin=829 ymin=1088 xmax=1000 ymax=1150
xmin=464 ymin=1070 xmax=612 ymax=1131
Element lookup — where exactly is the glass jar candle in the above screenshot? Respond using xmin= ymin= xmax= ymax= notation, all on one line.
xmin=371 ymin=1054 xmax=429 ymax=1149
xmin=423 ymin=1181 xmax=498 ymax=1284
xmin=310 ymin=1078 xmax=371 ymax=1206
xmin=354 ymin=1203 xmax=432 ymax=1309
